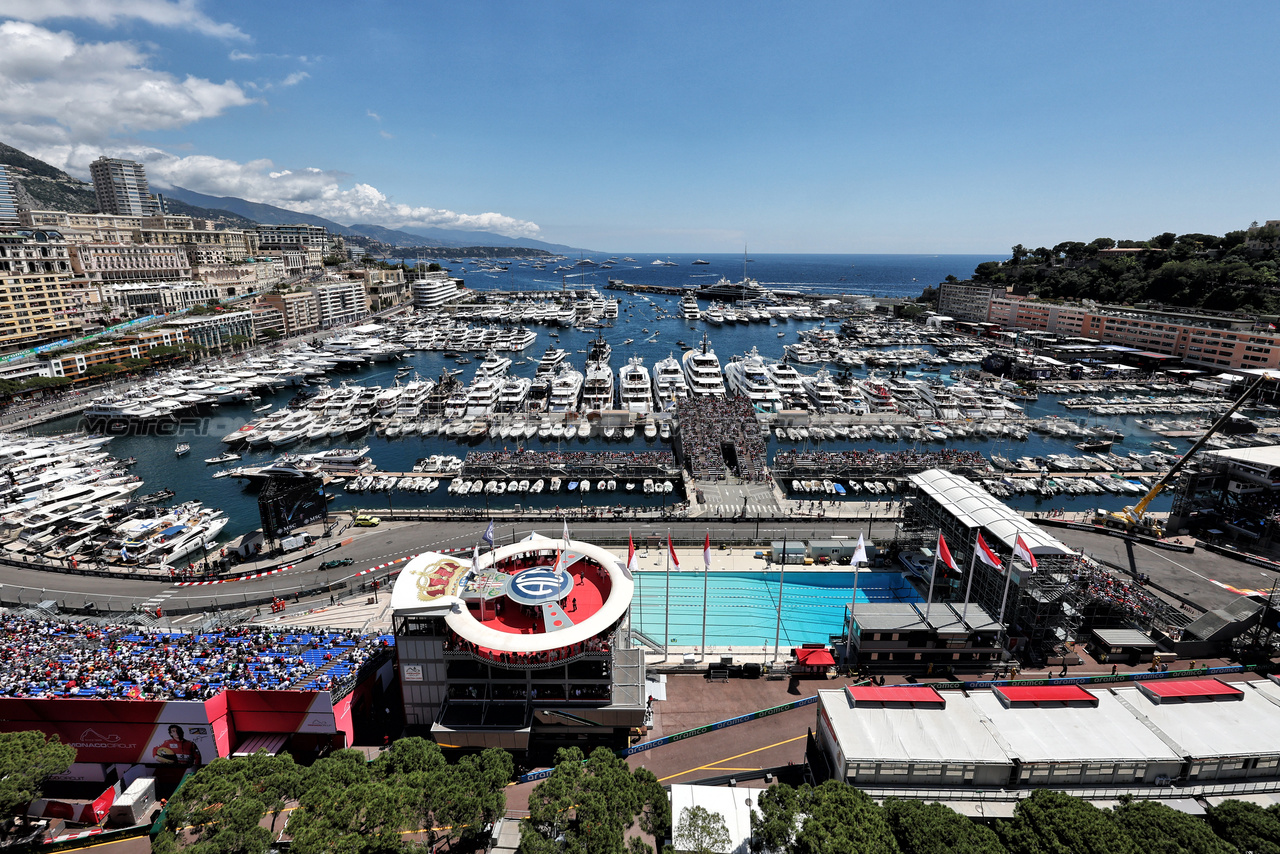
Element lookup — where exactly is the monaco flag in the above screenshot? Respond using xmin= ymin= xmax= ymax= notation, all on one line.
xmin=937 ymin=533 xmax=959 ymax=573
xmin=1013 ymin=534 xmax=1039 ymax=570
xmin=669 ymin=534 xmax=680 ymax=568
xmin=704 ymin=532 xmax=712 ymax=571
xmin=627 ymin=534 xmax=639 ymax=575
xmin=976 ymin=532 xmax=1003 ymax=570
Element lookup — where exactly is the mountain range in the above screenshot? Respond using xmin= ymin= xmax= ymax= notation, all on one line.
xmin=0 ymin=141 xmax=585 ymax=253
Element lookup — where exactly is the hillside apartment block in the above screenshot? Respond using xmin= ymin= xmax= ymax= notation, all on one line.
xmin=938 ymin=279 xmax=1280 ymax=371
xmin=0 ymin=229 xmax=84 ymax=353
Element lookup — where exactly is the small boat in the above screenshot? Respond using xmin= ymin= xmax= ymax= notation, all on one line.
xmin=550 ymin=477 xmax=562 ymax=492
xmin=175 ymin=443 xmax=191 ymax=456
xmin=204 ymin=452 xmax=241 ymax=465
xmin=643 ymin=479 xmax=654 ymax=494
xmin=568 ymin=481 xmax=579 ymax=492
xmin=140 ymin=488 xmax=175 ymax=504
xmin=253 ymin=404 xmax=272 ymax=413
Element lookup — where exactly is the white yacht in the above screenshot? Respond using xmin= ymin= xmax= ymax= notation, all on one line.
xmin=465 ymin=377 xmax=503 ymax=416
xmin=497 ymin=376 xmax=532 ymax=412
xmin=802 ymin=368 xmax=846 ymax=411
xmin=549 ymin=365 xmax=585 ymax=412
xmin=582 ymin=362 xmax=615 ymax=411
xmin=681 ymin=334 xmax=727 ymax=397
xmin=535 ymin=345 xmax=567 ymax=379
xmin=680 ymin=293 xmax=700 ymax=319
xmin=474 ymin=350 xmax=512 ymax=380
xmin=765 ymin=361 xmax=806 ymax=408
xmin=617 ymin=356 xmax=655 ymax=414
xmin=724 ymin=348 xmax=784 ymax=413
xmin=651 ymin=353 xmax=690 ymax=412
xmin=703 ymin=303 xmax=725 ymax=326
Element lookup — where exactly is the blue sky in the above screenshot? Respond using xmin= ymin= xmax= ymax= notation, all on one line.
xmin=0 ymin=1 xmax=1277 ymax=253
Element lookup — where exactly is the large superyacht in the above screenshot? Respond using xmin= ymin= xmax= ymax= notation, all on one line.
xmin=681 ymin=334 xmax=727 ymax=397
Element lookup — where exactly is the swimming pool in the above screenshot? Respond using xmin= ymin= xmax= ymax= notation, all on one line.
xmin=630 ymin=570 xmax=920 ymax=649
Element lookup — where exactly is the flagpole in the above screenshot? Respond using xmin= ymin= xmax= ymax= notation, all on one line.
xmin=995 ymin=555 xmax=1015 ymax=654
xmin=961 ymin=529 xmax=979 ymax=623
xmin=701 ymin=529 xmax=709 ymax=663
xmin=773 ymin=528 xmax=787 ymax=667
xmin=632 ymin=528 xmax=642 ymax=635
xmin=925 ymin=534 xmax=939 ymax=622
xmin=846 ymin=529 xmax=864 ymax=664
xmin=664 ymin=528 xmax=671 ymax=663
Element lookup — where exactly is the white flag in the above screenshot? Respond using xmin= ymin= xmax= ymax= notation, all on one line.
xmin=851 ymin=534 xmax=867 ymax=566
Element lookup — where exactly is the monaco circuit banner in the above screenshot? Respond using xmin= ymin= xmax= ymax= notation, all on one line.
xmin=0 ymin=697 xmax=220 ymax=766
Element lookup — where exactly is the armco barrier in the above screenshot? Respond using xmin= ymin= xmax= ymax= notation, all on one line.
xmin=1201 ymin=541 xmax=1280 ymax=573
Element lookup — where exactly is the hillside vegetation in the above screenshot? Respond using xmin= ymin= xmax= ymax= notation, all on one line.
xmin=966 ymin=228 xmax=1280 ymax=314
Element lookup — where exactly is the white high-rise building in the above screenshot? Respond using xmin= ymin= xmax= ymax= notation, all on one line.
xmin=0 ymin=165 xmax=18 ymax=225
xmin=90 ymin=156 xmax=161 ymax=217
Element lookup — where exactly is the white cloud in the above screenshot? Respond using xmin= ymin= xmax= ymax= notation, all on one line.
xmin=280 ymin=71 xmax=308 ymax=87
xmin=0 ymin=21 xmax=255 ymax=149
xmin=45 ymin=146 xmax=540 ymax=238
xmin=0 ymin=0 xmax=247 ymax=39
xmin=366 ymin=109 xmax=381 ymax=122
xmin=228 ymin=49 xmax=255 ymax=61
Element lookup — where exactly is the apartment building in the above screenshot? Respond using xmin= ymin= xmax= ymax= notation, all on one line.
xmin=363 ymin=267 xmax=408 ymax=310
xmin=89 ymin=157 xmax=161 ymax=217
xmin=938 ymin=280 xmax=1009 ymax=323
xmin=43 ymin=329 xmax=186 ymax=379
xmin=312 ymin=280 xmax=368 ymax=328
xmin=987 ymin=295 xmax=1280 ymax=371
xmin=100 ymin=282 xmax=222 ymax=317
xmin=251 ymin=305 xmax=286 ymax=340
xmin=0 ymin=229 xmax=85 ymax=353
xmin=71 ymin=243 xmax=193 ymax=283
xmin=258 ymin=290 xmax=321 ymax=336
xmin=162 ymin=310 xmax=256 ymax=350
xmin=0 ymin=165 xmax=17 ymax=226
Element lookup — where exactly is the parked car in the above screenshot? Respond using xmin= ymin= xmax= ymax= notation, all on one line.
xmin=353 ymin=514 xmax=381 ymax=527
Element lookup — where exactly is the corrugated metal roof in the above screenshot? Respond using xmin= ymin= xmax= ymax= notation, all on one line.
xmin=909 ymin=469 xmax=1074 ymax=555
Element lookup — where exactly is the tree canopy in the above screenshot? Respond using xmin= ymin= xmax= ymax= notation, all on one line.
xmin=961 ymin=230 xmax=1280 ymax=313
xmin=1111 ymin=797 xmax=1238 ymax=854
xmin=882 ymin=798 xmax=1006 ymax=854
xmin=675 ymin=805 xmax=731 ymax=854
xmin=749 ymin=781 xmax=899 ymax=854
xmin=521 ymin=747 xmax=669 ymax=854
xmin=0 ymin=731 xmax=75 ymax=833
xmin=997 ymin=789 xmax=1137 ymax=854
xmin=1206 ymin=799 xmax=1280 ymax=854
xmin=153 ymin=738 xmax=511 ymax=854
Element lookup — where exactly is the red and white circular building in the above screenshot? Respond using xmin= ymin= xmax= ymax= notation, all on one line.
xmin=390 ymin=534 xmax=646 ymax=751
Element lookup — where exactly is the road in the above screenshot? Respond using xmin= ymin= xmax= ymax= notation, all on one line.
xmin=0 ymin=518 xmax=904 ymax=617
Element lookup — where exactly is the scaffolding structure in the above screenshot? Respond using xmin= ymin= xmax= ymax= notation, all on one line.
xmin=906 ymin=469 xmax=1085 ymax=655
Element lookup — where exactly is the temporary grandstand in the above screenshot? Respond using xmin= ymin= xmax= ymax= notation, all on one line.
xmin=0 ymin=614 xmax=395 ymax=769
xmin=391 ymin=534 xmax=647 ymax=752
xmin=906 ymin=468 xmax=1083 ymax=653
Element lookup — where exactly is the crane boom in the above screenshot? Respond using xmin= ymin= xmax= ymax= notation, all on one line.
xmin=1124 ymin=372 xmax=1271 ymax=525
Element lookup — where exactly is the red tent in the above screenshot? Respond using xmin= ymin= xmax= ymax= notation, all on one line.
xmin=794 ymin=647 xmax=836 ymax=666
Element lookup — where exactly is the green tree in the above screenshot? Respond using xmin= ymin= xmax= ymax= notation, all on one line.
xmin=522 ymin=747 xmax=667 ymax=854
xmin=0 ymin=731 xmax=75 ymax=836
xmin=997 ymin=789 xmax=1137 ymax=854
xmin=882 ymin=798 xmax=1006 ymax=854
xmin=154 ymin=751 xmax=302 ymax=854
xmin=749 ymin=781 xmax=898 ymax=854
xmin=1111 ymin=798 xmax=1237 ymax=854
xmin=1206 ymin=800 xmax=1280 ymax=854
xmin=675 ymin=805 xmax=731 ymax=854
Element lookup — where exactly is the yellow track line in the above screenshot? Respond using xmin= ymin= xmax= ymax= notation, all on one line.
xmin=658 ymin=734 xmax=807 ymax=782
